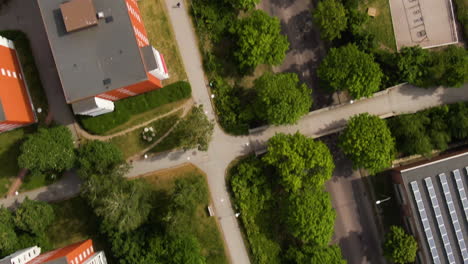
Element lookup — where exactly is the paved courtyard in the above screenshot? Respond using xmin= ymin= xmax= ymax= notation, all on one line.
xmin=389 ymin=0 xmax=458 ymax=50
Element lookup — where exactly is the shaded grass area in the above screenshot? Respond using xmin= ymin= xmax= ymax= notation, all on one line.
xmin=0 ymin=129 xmax=26 ymax=196
xmin=139 ymin=0 xmax=187 ymax=84
xmin=0 ymin=31 xmax=49 ymax=123
xmin=109 ymin=111 xmax=182 ymax=159
xmin=364 ymin=171 xmax=402 ymax=230
xmin=78 ymin=81 xmax=191 ymax=135
xmin=48 ymin=197 xmax=116 ymax=263
xmin=143 ymin=164 xmax=229 ymax=264
xmin=359 ymin=0 xmax=396 ymax=51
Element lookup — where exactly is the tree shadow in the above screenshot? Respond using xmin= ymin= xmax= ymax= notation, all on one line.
xmin=268 ymin=0 xmax=297 ymax=9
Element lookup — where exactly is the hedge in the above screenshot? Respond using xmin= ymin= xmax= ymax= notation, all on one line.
xmin=78 ymin=81 xmax=191 ymax=135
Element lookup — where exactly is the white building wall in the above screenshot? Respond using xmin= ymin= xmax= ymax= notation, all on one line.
xmin=82 ymin=251 xmax=107 ymax=264
xmin=148 ymin=47 xmax=169 ymax=80
xmin=72 ymin=97 xmax=114 ymax=117
xmin=0 ymin=246 xmax=41 ymax=264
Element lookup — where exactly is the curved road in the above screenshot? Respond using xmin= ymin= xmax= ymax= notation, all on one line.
xmin=1 ymin=1 xmax=468 ymax=264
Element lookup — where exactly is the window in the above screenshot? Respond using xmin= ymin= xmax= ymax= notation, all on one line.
xmin=79 ymin=254 xmax=83 ymax=261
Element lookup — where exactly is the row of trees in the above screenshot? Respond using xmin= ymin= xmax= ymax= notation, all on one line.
xmin=0 ymin=199 xmax=55 ymax=257
xmin=230 ymin=132 xmax=345 ymax=264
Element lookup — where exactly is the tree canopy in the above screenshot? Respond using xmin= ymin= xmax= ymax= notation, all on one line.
xmin=313 ymin=0 xmax=348 ymax=41
xmin=339 ymin=113 xmax=395 ymax=173
xmin=254 ymin=72 xmax=312 ymax=125
xmin=81 ymin=166 xmax=152 ymax=233
xmin=263 ymin=132 xmax=335 ymax=192
xmin=18 ymin=126 xmax=75 ymax=173
xmin=317 ymin=44 xmax=382 ymax=98
xmin=432 ymin=45 xmax=468 ymax=87
xmin=230 ymin=10 xmax=289 ymax=69
xmin=13 ymin=198 xmax=55 ymax=236
xmin=285 ymin=190 xmax=336 ymax=244
xmin=77 ymin=140 xmax=124 ymax=178
xmin=173 ymin=105 xmax=214 ymax=151
xmin=397 ymin=46 xmax=432 ymax=87
xmin=225 ymin=0 xmax=260 ymax=10
xmin=388 ymin=114 xmax=433 ymax=156
xmin=383 ymin=226 xmax=418 ymax=264
xmin=287 ymin=245 xmax=347 ymax=264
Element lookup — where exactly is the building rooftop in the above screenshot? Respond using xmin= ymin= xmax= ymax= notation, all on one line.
xmin=60 ymin=0 xmax=98 ymax=33
xmin=38 ymin=0 xmax=149 ymax=103
xmin=398 ymin=151 xmax=468 ymax=264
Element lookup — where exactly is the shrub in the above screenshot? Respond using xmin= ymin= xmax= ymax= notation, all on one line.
xmin=78 ymin=81 xmax=191 ymax=135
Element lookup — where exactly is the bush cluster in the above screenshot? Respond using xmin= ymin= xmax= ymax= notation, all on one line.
xmin=78 ymin=81 xmax=191 ymax=135
xmin=389 ymin=102 xmax=468 ymax=157
xmin=229 ymin=133 xmax=345 ymax=264
xmin=0 ymin=199 xmax=55 ymax=258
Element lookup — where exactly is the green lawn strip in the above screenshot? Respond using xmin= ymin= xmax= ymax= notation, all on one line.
xmin=102 ymin=99 xmax=186 ymax=136
xmin=78 ymin=81 xmax=191 ymax=135
xmin=139 ymin=0 xmax=188 ymax=84
xmin=453 ymin=0 xmax=468 ymax=40
xmin=143 ymin=165 xmax=228 ymax=264
xmin=0 ymin=31 xmax=49 ymax=123
xmin=109 ymin=111 xmax=182 ymax=159
xmin=48 ymin=197 xmax=116 ymax=263
xmin=359 ymin=0 xmax=397 ymax=51
xmin=0 ymin=129 xmax=25 ymax=196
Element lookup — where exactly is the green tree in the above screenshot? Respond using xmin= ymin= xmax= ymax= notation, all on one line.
xmin=254 ymin=72 xmax=312 ymax=125
xmin=14 ymin=198 xmax=55 ymax=236
xmin=317 ymin=44 xmax=382 ymax=98
xmin=173 ymin=105 xmax=214 ymax=151
xmin=397 ymin=46 xmax=432 ymax=87
xmin=81 ymin=166 xmax=151 ymax=233
xmin=340 ymin=113 xmax=395 ymax=173
xmin=448 ymin=103 xmax=468 ymax=140
xmin=287 ymin=245 xmax=346 ymax=264
xmin=77 ymin=140 xmax=123 ymax=178
xmin=285 ymin=189 xmax=335 ymax=244
xmin=388 ymin=114 xmax=432 ymax=156
xmin=383 ymin=226 xmax=418 ymax=264
xmin=0 ymin=223 xmax=17 ymax=255
xmin=18 ymin=126 xmax=75 ymax=173
xmin=225 ymin=0 xmax=260 ymax=10
xmin=313 ymin=0 xmax=348 ymax=41
xmin=433 ymin=45 xmax=468 ymax=87
xmin=230 ymin=10 xmax=289 ymax=69
xmin=263 ymin=132 xmax=335 ymax=192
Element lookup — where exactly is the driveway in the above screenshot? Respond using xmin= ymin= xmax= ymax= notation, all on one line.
xmin=0 ymin=1 xmax=76 ymax=130
xmin=257 ymin=0 xmax=331 ymax=108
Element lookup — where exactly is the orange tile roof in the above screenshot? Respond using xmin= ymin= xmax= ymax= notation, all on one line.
xmin=0 ymin=42 xmax=35 ymax=124
xmin=27 ymin=239 xmax=94 ymax=264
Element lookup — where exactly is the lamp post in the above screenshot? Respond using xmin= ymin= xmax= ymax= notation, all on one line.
xmin=376 ymin=197 xmax=391 ymax=205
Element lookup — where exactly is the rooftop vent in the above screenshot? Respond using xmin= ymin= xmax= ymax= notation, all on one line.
xmin=97 ymin=11 xmax=105 ymax=19
xmin=60 ymin=0 xmax=98 ymax=33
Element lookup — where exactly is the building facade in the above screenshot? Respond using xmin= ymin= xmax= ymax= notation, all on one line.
xmin=37 ymin=0 xmax=169 ymax=116
xmin=0 ymin=240 xmax=107 ymax=264
xmin=0 ymin=36 xmax=36 ymax=133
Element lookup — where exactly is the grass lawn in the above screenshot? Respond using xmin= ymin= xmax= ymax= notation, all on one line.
xmin=48 ymin=197 xmax=116 ymax=263
xmin=0 ymin=129 xmax=26 ymax=196
xmin=102 ymin=99 xmax=186 ymax=136
xmin=139 ymin=0 xmax=187 ymax=84
xmin=109 ymin=110 xmax=182 ymax=159
xmin=359 ymin=0 xmax=397 ymax=51
xmin=143 ymin=164 xmax=229 ymax=264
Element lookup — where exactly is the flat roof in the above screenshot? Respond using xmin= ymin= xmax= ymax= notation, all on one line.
xmin=389 ymin=0 xmax=458 ymax=50
xmin=38 ymin=0 xmax=148 ymax=103
xmin=60 ymin=0 xmax=98 ymax=33
xmin=399 ymin=151 xmax=468 ymax=264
